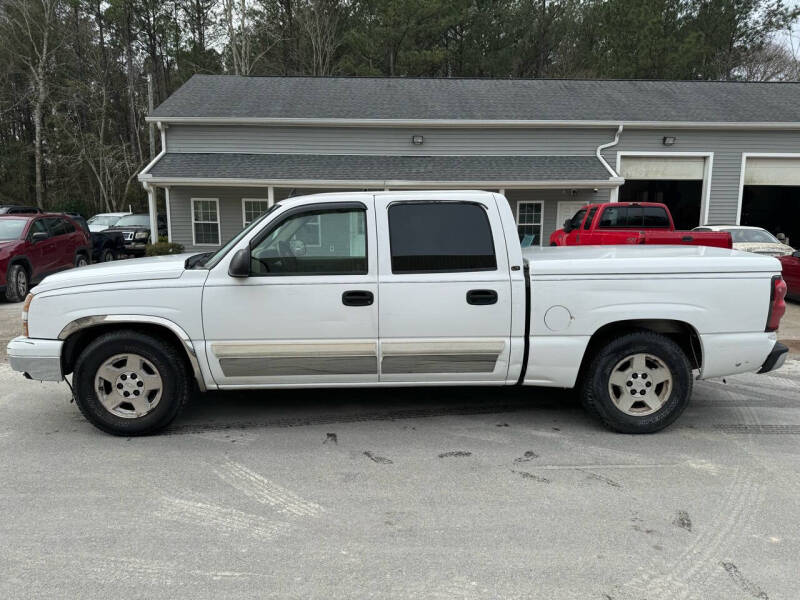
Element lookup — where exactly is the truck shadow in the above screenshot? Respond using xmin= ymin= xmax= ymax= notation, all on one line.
xmin=166 ymin=385 xmax=583 ymax=435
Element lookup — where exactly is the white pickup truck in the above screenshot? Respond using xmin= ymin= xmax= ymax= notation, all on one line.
xmin=7 ymin=191 xmax=789 ymax=436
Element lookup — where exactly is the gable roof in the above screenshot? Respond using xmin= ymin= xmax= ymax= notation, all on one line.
xmin=149 ymin=75 xmax=800 ymax=125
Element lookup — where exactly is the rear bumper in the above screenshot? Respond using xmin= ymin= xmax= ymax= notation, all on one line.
xmin=7 ymin=336 xmax=63 ymax=382
xmin=758 ymin=342 xmax=789 ymax=374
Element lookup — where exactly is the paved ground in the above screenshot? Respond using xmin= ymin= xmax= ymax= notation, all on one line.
xmin=1 ymin=299 xmax=799 ymax=599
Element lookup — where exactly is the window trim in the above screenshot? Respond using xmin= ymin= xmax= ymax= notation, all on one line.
xmin=241 ymin=198 xmax=271 ymax=228
xmin=516 ymin=201 xmax=544 ymax=247
xmin=191 ymin=197 xmax=221 ymax=247
xmin=248 ymin=201 xmax=368 ymax=277
xmin=388 ymin=200 xmax=498 ymax=274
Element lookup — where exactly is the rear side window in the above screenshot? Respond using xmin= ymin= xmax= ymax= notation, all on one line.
xmin=45 ymin=218 xmax=73 ymax=236
xmin=598 ymin=206 xmax=648 ymax=228
xmin=584 ymin=207 xmax=598 ymax=230
xmin=388 ymin=202 xmax=496 ymax=273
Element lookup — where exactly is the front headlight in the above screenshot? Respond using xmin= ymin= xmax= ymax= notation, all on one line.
xmin=22 ymin=293 xmax=33 ymax=337
xmin=134 ymin=231 xmax=150 ymax=241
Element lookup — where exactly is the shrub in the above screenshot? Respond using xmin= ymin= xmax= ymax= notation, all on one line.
xmin=146 ymin=241 xmax=184 ymax=256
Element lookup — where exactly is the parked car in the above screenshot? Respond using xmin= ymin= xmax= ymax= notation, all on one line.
xmin=692 ymin=225 xmax=794 ymax=257
xmin=0 ymin=213 xmax=91 ymax=302
xmin=106 ymin=213 xmax=167 ymax=257
xmin=779 ymin=250 xmax=800 ymax=301
xmin=549 ymin=202 xmax=732 ymax=248
xmin=7 ymin=191 xmax=788 ymax=436
xmin=0 ymin=205 xmax=42 ymax=215
xmin=68 ymin=213 xmax=126 ymax=263
xmin=86 ymin=212 xmax=131 ymax=233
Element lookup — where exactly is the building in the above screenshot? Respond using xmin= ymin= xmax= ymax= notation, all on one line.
xmin=139 ymin=76 xmax=800 ymax=251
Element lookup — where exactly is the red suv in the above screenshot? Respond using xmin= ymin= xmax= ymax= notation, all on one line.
xmin=0 ymin=214 xmax=91 ymax=302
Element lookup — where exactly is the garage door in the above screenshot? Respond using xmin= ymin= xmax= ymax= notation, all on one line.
xmin=620 ymin=156 xmax=706 ymax=180
xmin=744 ymin=157 xmax=800 ymax=186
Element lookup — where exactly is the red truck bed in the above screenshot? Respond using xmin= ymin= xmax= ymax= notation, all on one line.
xmin=549 ymin=202 xmax=732 ymax=249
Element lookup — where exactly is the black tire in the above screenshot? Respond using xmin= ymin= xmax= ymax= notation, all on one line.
xmin=73 ymin=330 xmax=190 ymax=435
xmin=5 ymin=263 xmax=29 ymax=302
xmin=101 ymin=248 xmax=115 ymax=262
xmin=74 ymin=252 xmax=89 ymax=268
xmin=580 ymin=331 xmax=692 ymax=434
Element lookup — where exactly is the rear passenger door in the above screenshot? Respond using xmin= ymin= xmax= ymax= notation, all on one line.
xmin=42 ymin=217 xmax=73 ymax=269
xmin=375 ymin=195 xmax=512 ymax=384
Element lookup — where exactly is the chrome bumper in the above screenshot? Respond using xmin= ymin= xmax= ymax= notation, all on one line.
xmin=7 ymin=336 xmax=63 ymax=382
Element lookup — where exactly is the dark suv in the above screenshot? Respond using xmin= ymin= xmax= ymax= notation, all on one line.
xmin=0 ymin=214 xmax=91 ymax=301
xmin=106 ymin=214 xmax=167 ymax=257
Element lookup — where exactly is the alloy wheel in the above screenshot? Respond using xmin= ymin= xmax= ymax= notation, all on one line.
xmin=607 ymin=353 xmax=673 ymax=416
xmin=94 ymin=353 xmax=163 ymax=419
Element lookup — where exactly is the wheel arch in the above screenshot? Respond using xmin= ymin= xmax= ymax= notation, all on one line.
xmin=577 ymin=319 xmax=702 ymax=385
xmin=7 ymin=255 xmax=33 ymax=279
xmin=59 ymin=315 xmax=207 ymax=391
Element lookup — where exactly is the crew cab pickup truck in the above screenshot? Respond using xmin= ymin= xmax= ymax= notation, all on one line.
xmin=7 ymin=191 xmax=788 ymax=436
xmin=549 ymin=202 xmax=732 ymax=248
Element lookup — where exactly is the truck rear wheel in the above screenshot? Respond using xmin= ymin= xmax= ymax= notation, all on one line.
xmin=73 ymin=330 xmax=190 ymax=435
xmin=581 ymin=331 xmax=692 ymax=433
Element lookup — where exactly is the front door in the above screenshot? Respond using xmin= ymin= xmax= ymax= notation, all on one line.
xmin=375 ymin=194 xmax=513 ymax=384
xmin=202 ymin=199 xmax=379 ymax=387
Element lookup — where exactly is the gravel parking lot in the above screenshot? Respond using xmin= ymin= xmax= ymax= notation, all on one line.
xmin=1 ymin=300 xmax=799 ymax=599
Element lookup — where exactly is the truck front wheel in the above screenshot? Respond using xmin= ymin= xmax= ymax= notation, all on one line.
xmin=581 ymin=332 xmax=692 ymax=434
xmin=73 ymin=330 xmax=190 ymax=435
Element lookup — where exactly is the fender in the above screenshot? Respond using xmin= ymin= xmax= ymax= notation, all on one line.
xmin=5 ymin=255 xmax=33 ymax=285
xmin=58 ymin=314 xmax=208 ymax=391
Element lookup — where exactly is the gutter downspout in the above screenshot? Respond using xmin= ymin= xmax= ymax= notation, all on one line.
xmin=139 ymin=121 xmax=166 ymax=242
xmin=596 ymin=124 xmax=624 ymax=202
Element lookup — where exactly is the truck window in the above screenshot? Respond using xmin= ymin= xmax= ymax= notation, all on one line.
xmin=584 ymin=207 xmax=598 ymax=230
xmin=250 ymin=207 xmax=367 ymax=275
xmin=598 ymin=206 xmax=644 ymax=228
xmin=643 ymin=207 xmax=670 ymax=228
xmin=388 ymin=202 xmax=496 ymax=273
xmin=568 ymin=209 xmax=587 ymax=230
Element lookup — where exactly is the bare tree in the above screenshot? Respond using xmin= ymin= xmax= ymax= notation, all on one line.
xmin=1 ymin=0 xmax=62 ymax=208
xmin=296 ymin=0 xmax=341 ymax=75
xmin=737 ymin=39 xmax=800 ymax=80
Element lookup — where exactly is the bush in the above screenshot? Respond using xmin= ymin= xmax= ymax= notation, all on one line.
xmin=146 ymin=241 xmax=184 ymax=256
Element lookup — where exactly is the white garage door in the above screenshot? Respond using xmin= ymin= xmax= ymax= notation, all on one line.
xmin=744 ymin=157 xmax=800 ymax=186
xmin=620 ymin=156 xmax=706 ymax=180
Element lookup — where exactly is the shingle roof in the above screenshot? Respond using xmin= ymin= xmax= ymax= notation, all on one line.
xmin=145 ymin=153 xmax=614 ymax=183
xmin=150 ymin=75 xmax=800 ymax=123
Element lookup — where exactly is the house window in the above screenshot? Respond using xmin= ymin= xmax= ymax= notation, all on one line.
xmin=516 ymin=201 xmax=543 ymax=245
xmin=242 ymin=198 xmax=271 ymax=227
xmin=192 ymin=198 xmax=220 ymax=245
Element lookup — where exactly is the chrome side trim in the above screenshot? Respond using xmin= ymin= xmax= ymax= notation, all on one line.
xmin=58 ymin=315 xmax=207 ymax=392
xmin=219 ymin=355 xmax=377 ymax=377
xmin=381 ymin=353 xmax=499 ymax=374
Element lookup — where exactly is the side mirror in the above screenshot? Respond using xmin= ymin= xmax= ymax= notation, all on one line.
xmin=228 ymin=248 xmax=250 ymax=277
xmin=31 ymin=231 xmax=49 ymax=243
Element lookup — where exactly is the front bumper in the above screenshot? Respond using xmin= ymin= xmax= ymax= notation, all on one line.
xmin=123 ymin=241 xmax=147 ymax=256
xmin=758 ymin=342 xmax=789 ymax=374
xmin=7 ymin=336 xmax=63 ymax=381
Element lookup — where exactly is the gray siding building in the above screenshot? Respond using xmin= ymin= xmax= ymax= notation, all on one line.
xmin=139 ymin=76 xmax=800 ymax=252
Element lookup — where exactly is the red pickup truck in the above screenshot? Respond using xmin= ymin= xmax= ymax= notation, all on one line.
xmin=549 ymin=202 xmax=732 ymax=249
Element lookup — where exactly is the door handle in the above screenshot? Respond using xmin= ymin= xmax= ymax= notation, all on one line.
xmin=682 ymin=235 xmax=693 ymax=242
xmin=342 ymin=290 xmax=374 ymax=306
xmin=466 ymin=289 xmax=498 ymax=305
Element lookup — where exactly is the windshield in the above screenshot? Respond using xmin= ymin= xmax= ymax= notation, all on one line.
xmin=114 ymin=214 xmax=150 ymax=227
xmin=568 ymin=209 xmax=587 ymax=230
xmin=0 ymin=219 xmax=26 ymax=241
xmin=724 ymin=228 xmax=780 ymax=244
xmin=88 ymin=215 xmax=124 ymax=226
xmin=199 ymin=203 xmax=282 ymax=269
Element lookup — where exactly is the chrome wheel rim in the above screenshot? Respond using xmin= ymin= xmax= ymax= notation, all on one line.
xmin=95 ymin=353 xmax=163 ymax=419
xmin=608 ymin=353 xmax=673 ymax=416
xmin=76 ymin=256 xmax=88 ymax=267
xmin=15 ymin=269 xmax=28 ymax=297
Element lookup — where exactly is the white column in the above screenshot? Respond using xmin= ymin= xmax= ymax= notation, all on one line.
xmin=267 ymin=186 xmax=275 ymax=208
xmin=164 ymin=187 xmax=172 ymax=243
xmin=498 ymin=188 xmax=505 ymax=196
xmin=147 ymin=184 xmax=158 ymax=243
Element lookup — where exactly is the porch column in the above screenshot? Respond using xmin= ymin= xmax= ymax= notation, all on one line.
xmin=146 ymin=183 xmax=158 ymax=243
xmin=267 ymin=186 xmax=275 ymax=208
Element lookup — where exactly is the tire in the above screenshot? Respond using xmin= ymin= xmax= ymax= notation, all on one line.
xmin=101 ymin=248 xmax=115 ymax=263
xmin=73 ymin=330 xmax=191 ymax=435
xmin=74 ymin=252 xmax=89 ymax=268
xmin=580 ymin=331 xmax=692 ymax=434
xmin=5 ymin=263 xmax=29 ymax=302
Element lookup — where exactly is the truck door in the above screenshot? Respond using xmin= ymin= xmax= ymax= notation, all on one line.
xmin=201 ymin=199 xmax=380 ymax=387
xmin=375 ymin=194 xmax=513 ymax=384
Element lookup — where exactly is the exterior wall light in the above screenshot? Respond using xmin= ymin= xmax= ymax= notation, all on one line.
xmin=412 ymin=135 xmax=424 ymax=145
xmin=662 ymin=136 xmax=676 ymax=146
